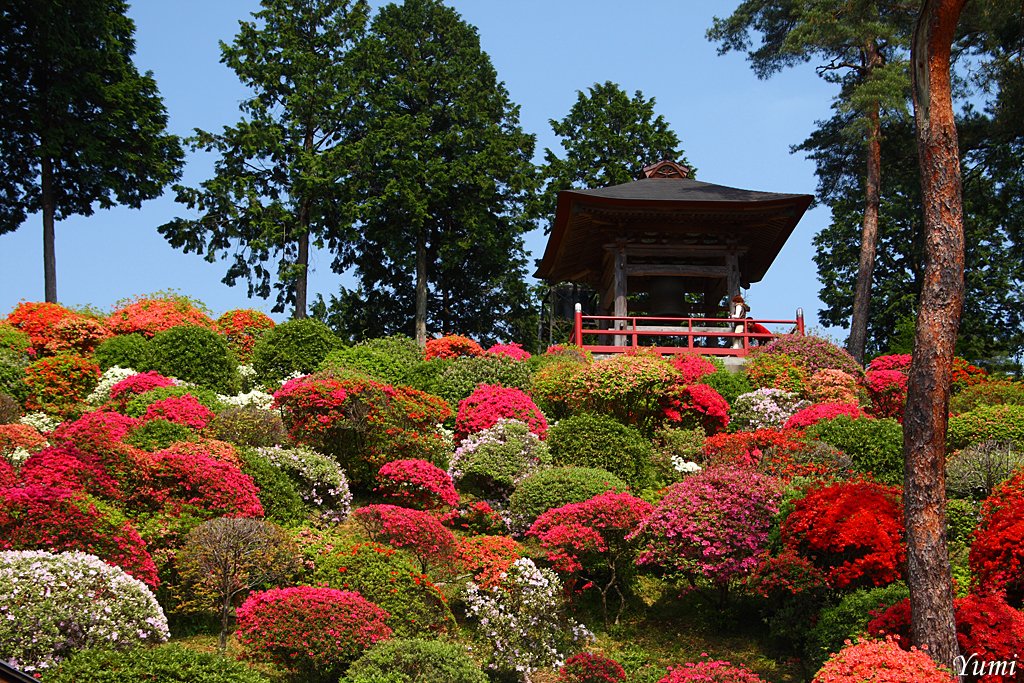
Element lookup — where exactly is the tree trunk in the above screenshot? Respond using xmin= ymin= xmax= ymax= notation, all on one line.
xmin=847 ymin=42 xmax=885 ymax=364
xmin=905 ymin=0 xmax=966 ymax=673
xmin=294 ymin=223 xmax=309 ymax=319
xmin=415 ymin=227 xmax=428 ymax=347
xmin=41 ymin=154 xmax=57 ymax=303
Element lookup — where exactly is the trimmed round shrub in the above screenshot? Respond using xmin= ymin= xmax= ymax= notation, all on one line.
xmin=668 ymin=353 xmax=717 ymax=383
xmin=701 ymin=365 xmax=752 ymax=405
xmin=4 ymin=301 xmax=79 ymax=351
xmin=313 ymin=542 xmax=455 ymax=637
xmin=257 ymin=445 xmax=352 ymax=521
xmin=18 ymin=444 xmax=123 ymax=501
xmin=124 ymin=418 xmax=197 ymax=451
xmin=804 ymin=415 xmax=904 ymax=485
xmin=236 ymin=447 xmax=307 ymax=527
xmin=487 ymin=342 xmax=531 ymax=361
xmin=353 ymin=504 xmax=457 ymax=572
xmin=318 ymin=335 xmax=422 ymax=386
xmin=946 ymin=440 xmax=1023 ymax=500
xmin=808 ymin=368 xmax=860 ymax=405
xmin=0 ymin=423 xmax=47 ymax=464
xmin=44 ymin=315 xmax=112 ymax=355
xmin=106 ymin=296 xmax=215 ymax=337
xmin=865 ymin=369 xmax=909 ymax=420
xmin=659 ymin=660 xmax=767 ymax=682
xmin=547 ymin=413 xmax=654 ymax=489
xmin=46 ymin=644 xmax=271 ymax=683
xmin=567 ymin=353 xmax=680 ymax=430
xmin=661 ymin=382 xmax=731 ymax=435
xmin=124 ymin=385 xmax=224 ymax=418
xmin=143 ymin=393 xmax=215 ymax=430
xmin=343 ymin=638 xmax=487 ymax=683
xmin=236 ymin=586 xmax=392 ymax=682
xmin=424 ymin=334 xmax=483 ymax=360
xmin=948 ymin=404 xmax=1024 ymax=451
xmin=508 ymin=466 xmax=627 ymax=533
xmin=453 ymin=534 xmax=523 ymax=588
xmin=24 ymin=353 xmax=100 ymax=416
xmin=0 ymin=549 xmax=169 ymax=673
xmin=0 ymin=323 xmax=32 ymax=355
xmin=950 ymin=379 xmax=1024 ymax=415
xmin=217 ymin=308 xmax=275 ymax=364
xmin=745 ymin=352 xmax=808 ymax=394
xmin=431 ymin=354 xmax=533 ymax=405
xmin=376 ymin=458 xmax=459 ymax=510
xmin=812 ymin=638 xmax=956 ymax=683
xmin=0 ymin=348 xmax=29 ymax=405
xmin=455 ymin=384 xmax=547 ymax=443
xmin=149 ymin=325 xmax=240 ymax=393
xmin=92 ymin=333 xmax=153 ymax=371
xmin=803 ymin=583 xmax=910 ymax=672
xmin=729 ymin=388 xmax=808 ymax=431
xmin=205 ymin=405 xmax=288 ymax=447
xmin=251 ymin=318 xmax=341 ymax=386
xmin=449 ymin=419 xmax=550 ymax=500
xmin=107 ymin=370 xmax=176 ymax=409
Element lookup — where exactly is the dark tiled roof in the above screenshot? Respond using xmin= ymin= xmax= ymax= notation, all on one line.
xmin=565 ymin=177 xmax=809 ymax=204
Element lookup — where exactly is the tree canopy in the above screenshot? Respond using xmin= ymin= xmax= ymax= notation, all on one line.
xmin=0 ymin=0 xmax=183 ymax=302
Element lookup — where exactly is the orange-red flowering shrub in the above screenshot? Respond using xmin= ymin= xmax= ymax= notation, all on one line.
xmin=970 ymin=470 xmax=1024 ymax=605
xmin=661 ymin=382 xmax=729 ymax=434
xmin=353 ymin=504 xmax=457 ymax=572
xmin=424 ymin=334 xmax=484 ymax=360
xmin=106 ymin=297 xmax=215 ymax=337
xmin=216 ymin=308 xmax=275 ymax=363
xmin=808 ymin=369 xmax=860 ymax=405
xmin=455 ymin=384 xmax=547 ymax=443
xmin=44 ymin=316 xmax=112 ymax=355
xmin=865 ymin=369 xmax=908 ymax=421
xmin=702 ymin=428 xmax=818 ymax=478
xmin=784 ymin=402 xmax=866 ymax=429
xmin=5 ymin=301 xmax=79 ymax=352
xmin=454 ymin=535 xmax=522 ymax=589
xmin=0 ymin=459 xmax=14 ymax=487
xmin=376 ymin=459 xmax=459 ymax=510
xmin=812 ymin=637 xmax=956 ymax=683
xmin=782 ymin=481 xmax=905 ymax=590
xmin=236 ymin=586 xmax=392 ymax=680
xmin=442 ymin=500 xmax=509 ymax=535
xmin=23 ymin=353 xmax=100 ymax=416
xmin=129 ymin=448 xmax=264 ymax=519
xmin=669 ymin=353 xmax=717 ymax=384
xmin=952 ymin=357 xmax=989 ymax=392
xmin=0 ymin=423 xmax=47 ymax=460
xmin=487 ymin=342 xmax=531 ymax=361
xmin=659 ymin=659 xmax=767 ymax=682
xmin=559 ymin=652 xmax=627 ymax=683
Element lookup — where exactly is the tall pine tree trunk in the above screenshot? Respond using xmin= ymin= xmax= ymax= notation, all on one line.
xmin=905 ymin=0 xmax=966 ymax=672
xmin=41 ymin=154 xmax=57 ymax=303
xmin=294 ymin=225 xmax=309 ymax=319
xmin=415 ymin=227 xmax=427 ymax=347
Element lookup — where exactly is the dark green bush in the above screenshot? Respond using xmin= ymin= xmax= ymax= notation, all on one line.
xmin=312 ymin=542 xmax=455 ymax=637
xmin=237 ymin=447 xmax=306 ymax=527
xmin=406 ymin=358 xmax=451 ymax=397
xmin=547 ymin=413 xmax=654 ymax=489
xmin=317 ymin=335 xmax=422 ymax=386
xmin=251 ymin=318 xmax=340 ymax=386
xmin=949 ymin=380 xmax=1024 ymax=415
xmin=0 ymin=348 xmax=29 ymax=404
xmin=946 ymin=497 xmax=980 ymax=546
xmin=124 ymin=419 xmax=197 ymax=451
xmin=804 ymin=416 xmax=904 ymax=485
xmin=803 ymin=583 xmax=909 ymax=672
xmin=149 ymin=326 xmax=239 ymax=393
xmin=651 ymin=425 xmax=705 ymax=485
xmin=947 ymin=404 xmax=1024 ymax=451
xmin=124 ymin=386 xmax=225 ymax=418
xmin=431 ymin=355 xmax=532 ymax=405
xmin=204 ymin=406 xmax=287 ymax=447
xmin=508 ymin=466 xmax=627 ymax=533
xmin=702 ymin=367 xmax=752 ymax=405
xmin=342 ymin=638 xmax=487 ymax=683
xmin=92 ymin=333 xmax=152 ymax=371
xmin=44 ymin=643 xmax=272 ymax=683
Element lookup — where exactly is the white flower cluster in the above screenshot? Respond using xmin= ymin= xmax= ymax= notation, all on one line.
xmin=86 ymin=366 xmax=138 ymax=405
xmin=18 ymin=412 xmax=61 ymax=434
xmin=730 ymin=388 xmax=809 ymax=431
xmin=672 ymin=459 xmax=703 ymax=475
xmin=464 ymin=557 xmax=592 ymax=677
xmin=259 ymin=445 xmax=352 ymax=521
xmin=3 ymin=447 xmax=33 ymax=468
xmin=237 ymin=363 xmax=258 ymax=390
xmin=217 ymin=388 xmax=275 ymax=411
xmin=0 ymin=550 xmax=169 ymax=673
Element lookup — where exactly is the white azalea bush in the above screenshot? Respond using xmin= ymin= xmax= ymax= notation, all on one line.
xmin=87 ymin=366 xmax=138 ymax=405
xmin=0 ymin=550 xmax=169 ymax=673
xmin=258 ymin=445 xmax=352 ymax=521
xmin=19 ymin=411 xmax=62 ymax=434
xmin=729 ymin=388 xmax=809 ymax=431
xmin=465 ymin=557 xmax=592 ymax=680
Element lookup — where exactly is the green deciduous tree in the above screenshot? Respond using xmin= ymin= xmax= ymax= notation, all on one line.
xmin=333 ymin=0 xmax=537 ymax=347
xmin=0 ymin=0 xmax=183 ymax=303
xmin=160 ymin=0 xmax=369 ymax=318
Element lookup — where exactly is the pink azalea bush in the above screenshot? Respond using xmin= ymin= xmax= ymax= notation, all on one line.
xmin=659 ymin=659 xmax=767 ymax=682
xmin=376 ymin=459 xmax=459 ymax=510
xmin=353 ymin=504 xmax=457 ymax=572
xmin=865 ymin=369 xmax=909 ymax=421
xmin=107 ymin=371 xmax=176 ymax=411
xmin=811 ymin=637 xmax=956 ymax=683
xmin=455 ymin=384 xmax=547 ymax=443
xmin=784 ymin=402 xmax=866 ymax=429
xmin=661 ymin=383 xmax=730 ymax=434
xmin=50 ymin=411 xmax=140 ymax=454
xmin=487 ymin=342 xmax=531 ymax=361
xmin=867 ymin=354 xmax=913 ymax=373
xmin=142 ymin=394 xmax=215 ymax=431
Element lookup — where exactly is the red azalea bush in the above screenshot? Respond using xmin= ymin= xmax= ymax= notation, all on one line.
xmin=868 ymin=354 xmax=912 ymax=373
xmin=784 ymin=403 xmax=866 ymax=429
xmin=661 ymin=382 xmax=729 ymax=434
xmin=443 ymin=500 xmax=509 ymax=536
xmin=669 ymin=353 xmax=717 ymax=384
xmin=106 ymin=296 xmax=215 ymax=337
xmin=424 ymin=334 xmax=483 ymax=360
xmin=353 ymin=504 xmax=457 ymax=572
xmin=631 ymin=467 xmax=782 ymax=588
xmin=235 ymin=586 xmax=392 ymax=681
xmin=44 ymin=316 xmax=113 ymax=355
xmin=0 ymin=459 xmax=14 ymax=487
xmin=812 ymin=637 xmax=956 ymax=683
xmin=865 ymin=369 xmax=909 ymax=420
xmin=455 ymin=384 xmax=547 ymax=443
xmin=160 ymin=438 xmax=242 ymax=467
xmin=659 ymin=660 xmax=767 ymax=682
xmin=5 ymin=301 xmax=79 ymax=352
xmin=0 ymin=484 xmax=159 ymax=587
xmin=50 ymin=411 xmax=140 ymax=454
xmin=23 ymin=353 xmax=100 ymax=416
xmin=453 ymin=534 xmax=523 ymax=589
xmin=107 ymin=372 xmax=176 ymax=411
xmin=808 ymin=369 xmax=860 ymax=405
xmin=0 ymin=423 xmax=48 ymax=458
xmin=745 ymin=548 xmax=828 ymax=598
xmin=867 ymin=594 xmax=1024 ymax=682
xmin=969 ymin=470 xmax=1024 ymax=605
xmin=376 ymin=459 xmax=459 ymax=510
xmin=273 ymin=374 xmax=349 ymax=436
xmin=216 ymin=308 xmax=275 ymax=363
xmin=702 ymin=428 xmax=816 ymax=478
xmin=18 ymin=444 xmax=123 ymax=501
xmin=487 ymin=342 xmax=531 ymax=361
xmin=142 ymin=394 xmax=215 ymax=431
xmin=559 ymin=652 xmax=627 ymax=683
xmin=952 ymin=357 xmax=989 ymax=391
xmin=130 ymin=448 xmax=264 ymax=519
xmin=782 ymin=480 xmax=905 ymax=589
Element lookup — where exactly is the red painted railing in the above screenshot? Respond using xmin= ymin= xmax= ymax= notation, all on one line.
xmin=569 ymin=306 xmax=805 ymax=357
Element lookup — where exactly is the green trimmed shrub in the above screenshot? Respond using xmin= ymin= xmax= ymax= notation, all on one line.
xmin=804 ymin=416 xmax=904 ymax=485
xmin=204 ymin=406 xmax=287 ymax=447
xmin=948 ymin=404 xmax=1024 ymax=451
xmin=0 ymin=348 xmax=29 ymax=404
xmin=92 ymin=333 xmax=152 ymax=372
xmin=508 ymin=466 xmax=627 ymax=533
xmin=45 ymin=643 xmax=272 ymax=683
xmin=318 ymin=335 xmax=422 ymax=386
xmin=342 ymin=638 xmax=487 ymax=683
xmin=124 ymin=386 xmax=225 ymax=418
xmin=651 ymin=425 xmax=706 ymax=485
xmin=251 ymin=318 xmax=340 ymax=386
xmin=701 ymin=366 xmax=752 ymax=405
xmin=745 ymin=352 xmax=808 ymax=395
xmin=949 ymin=380 xmax=1024 ymax=415
xmin=547 ymin=413 xmax=654 ymax=489
xmin=312 ymin=542 xmax=455 ymax=637
xmin=149 ymin=326 xmax=239 ymax=393
xmin=450 ymin=419 xmax=551 ymax=501
xmin=124 ymin=419 xmax=196 ymax=451
xmin=236 ymin=447 xmax=307 ymax=527
xmin=803 ymin=583 xmax=910 ymax=672
xmin=431 ymin=355 xmax=532 ymax=405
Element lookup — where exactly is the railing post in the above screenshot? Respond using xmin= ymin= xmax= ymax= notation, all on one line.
xmin=796 ymin=308 xmax=805 ymax=336
xmin=573 ymin=303 xmax=583 ymax=347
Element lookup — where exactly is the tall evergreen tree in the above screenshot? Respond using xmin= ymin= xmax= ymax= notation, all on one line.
xmin=159 ymin=0 xmax=369 ymax=317
xmin=0 ymin=0 xmax=183 ymax=302
xmin=336 ymin=0 xmax=537 ymax=347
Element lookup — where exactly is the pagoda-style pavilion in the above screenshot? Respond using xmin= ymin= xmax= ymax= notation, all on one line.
xmin=535 ymin=161 xmax=813 ymax=354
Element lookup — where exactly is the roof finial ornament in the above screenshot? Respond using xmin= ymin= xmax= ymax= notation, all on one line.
xmin=642 ymin=160 xmax=690 ymax=179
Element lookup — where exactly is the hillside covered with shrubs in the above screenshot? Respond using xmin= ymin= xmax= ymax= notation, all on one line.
xmin=1 ymin=294 xmax=1022 ymax=683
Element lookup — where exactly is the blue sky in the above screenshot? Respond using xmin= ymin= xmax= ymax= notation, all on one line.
xmin=0 ymin=1 xmax=844 ymax=337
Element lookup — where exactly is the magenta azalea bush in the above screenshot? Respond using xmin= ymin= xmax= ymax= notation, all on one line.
xmin=487 ymin=342 xmax=531 ymax=361
xmin=659 ymin=659 xmax=767 ymax=682
xmin=455 ymin=384 xmax=547 ymax=443
xmin=376 ymin=458 xmax=459 ymax=510
xmin=353 ymin=504 xmax=457 ymax=572
xmin=784 ymin=403 xmax=866 ymax=429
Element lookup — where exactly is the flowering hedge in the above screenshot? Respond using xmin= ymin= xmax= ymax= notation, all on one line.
xmin=631 ymin=468 xmax=782 ymax=588
xmin=23 ymin=353 xmax=100 ymax=416
xmin=376 ymin=458 xmax=459 ymax=510
xmin=455 ymin=384 xmax=548 ymax=443
xmin=702 ymin=428 xmax=810 ymax=473
xmin=659 ymin=660 xmax=767 ymax=682
xmin=745 ymin=352 xmax=809 ymax=395
xmin=782 ymin=481 xmax=905 ymax=589
xmin=559 ymin=652 xmax=627 ymax=683
xmin=106 ymin=296 xmax=215 ymax=337
xmin=424 ymin=334 xmax=484 ymax=360
xmin=487 ymin=342 xmax=531 ymax=361
xmin=784 ymin=403 xmax=866 ymax=429
xmin=811 ymin=637 xmax=956 ymax=683
xmin=217 ymin=308 xmax=275 ymax=363
xmin=661 ymin=382 xmax=730 ymax=434
xmin=753 ymin=334 xmax=862 ymax=377
xmin=0 ymin=550 xmax=168 ymax=673
xmin=567 ymin=353 xmax=680 ymax=430
xmin=353 ymin=504 xmax=457 ymax=572
xmin=529 ymin=359 xmax=587 ymax=421
xmin=236 ymin=586 xmax=392 ymax=681
xmin=49 ymin=411 xmax=140 ymax=461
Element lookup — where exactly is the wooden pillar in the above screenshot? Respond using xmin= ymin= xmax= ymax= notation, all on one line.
xmin=614 ymin=244 xmax=627 ymax=345
xmin=725 ymin=252 xmax=741 ymax=301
